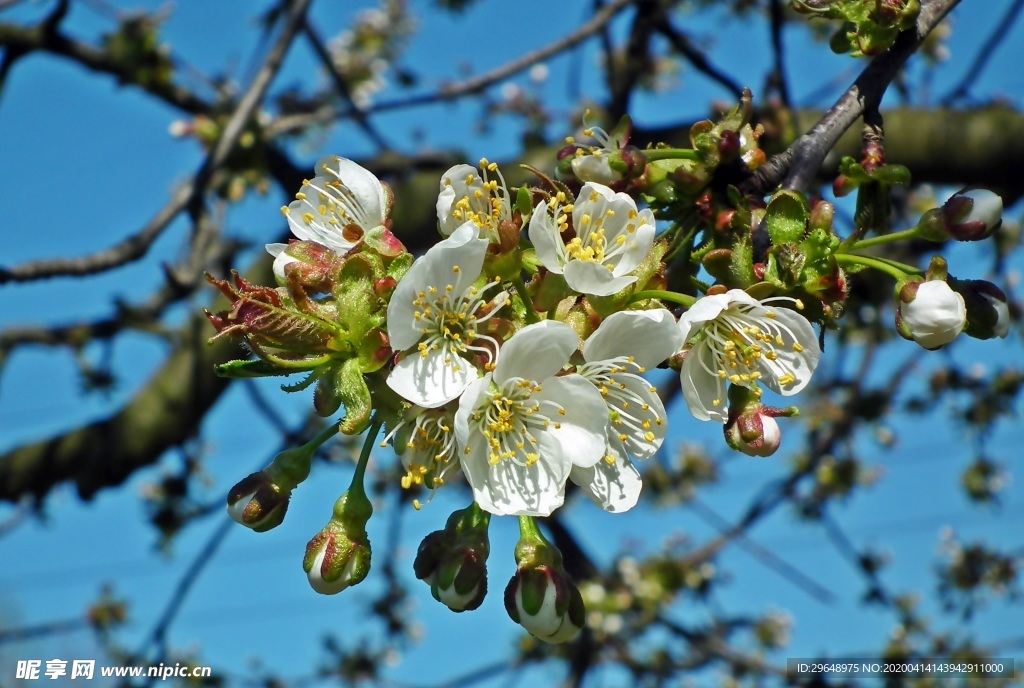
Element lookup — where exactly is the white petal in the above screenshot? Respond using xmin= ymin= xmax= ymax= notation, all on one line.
xmin=386 ymin=223 xmax=488 ymax=351
xmin=678 ymin=293 xmax=733 ymax=342
xmin=386 ymin=349 xmax=477 ymax=408
xmin=437 ymin=164 xmax=486 ymax=237
xmin=493 ymin=320 xmax=578 ymax=385
xmin=460 ymin=431 xmax=568 ymax=517
xmin=962 ymin=189 xmax=1002 ymax=230
xmin=571 ymin=155 xmax=621 ymax=185
xmin=611 ymin=373 xmax=668 ymax=459
xmin=570 ymin=444 xmax=642 ymax=513
xmin=317 ymin=155 xmax=387 ymax=228
xmin=533 ymin=375 xmax=608 ymax=468
xmin=610 ymin=211 xmax=655 ymax=277
xmin=583 ymin=309 xmax=682 ymax=369
xmin=680 ymin=343 xmax=728 ymax=422
xmin=454 ymin=376 xmax=491 ymax=448
xmin=756 ymin=306 xmax=821 ymax=395
xmin=563 ymin=260 xmax=637 ymax=296
xmin=265 ymin=242 xmax=295 ymax=283
xmin=527 ymin=201 xmax=566 ymax=275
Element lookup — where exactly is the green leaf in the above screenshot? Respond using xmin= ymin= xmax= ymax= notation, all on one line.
xmin=335 ymin=358 xmax=373 ymax=435
xmin=214 ymin=359 xmax=294 ymax=379
xmin=765 ymin=191 xmax=809 ymax=245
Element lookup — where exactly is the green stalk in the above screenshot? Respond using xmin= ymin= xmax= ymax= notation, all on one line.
xmin=644 ymin=148 xmax=701 ymax=162
xmin=848 ymin=225 xmax=922 ymax=250
xmin=630 ymin=290 xmax=697 ymax=307
xmin=512 ymin=276 xmax=542 ymax=323
xmin=349 ymin=415 xmax=384 ymax=502
xmin=835 ymin=253 xmax=917 ymax=282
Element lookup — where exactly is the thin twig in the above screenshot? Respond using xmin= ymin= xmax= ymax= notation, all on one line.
xmin=189 ymin=0 xmax=312 ymax=217
xmin=0 ymin=182 xmax=193 ymax=284
xmin=688 ymin=497 xmax=837 ymax=604
xmin=267 ymin=0 xmax=638 ymax=137
xmin=654 ymin=12 xmax=744 ymax=99
xmin=302 ymin=20 xmax=390 ymax=151
xmin=131 ymin=516 xmax=234 ymax=664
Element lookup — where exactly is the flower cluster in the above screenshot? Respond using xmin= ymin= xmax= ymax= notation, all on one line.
xmin=208 ymin=102 xmax=1008 ymax=643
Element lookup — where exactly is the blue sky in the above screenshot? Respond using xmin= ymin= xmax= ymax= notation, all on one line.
xmin=1 ymin=0 xmax=1023 ymax=686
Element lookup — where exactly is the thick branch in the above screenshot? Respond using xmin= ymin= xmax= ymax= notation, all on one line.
xmin=748 ymin=0 xmax=960 ymax=193
xmin=0 ymin=21 xmax=211 ymax=114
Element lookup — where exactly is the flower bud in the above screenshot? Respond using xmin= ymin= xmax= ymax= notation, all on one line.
xmin=504 ymin=565 xmax=585 ymax=644
xmin=504 ymin=518 xmax=585 ymax=644
xmin=920 ymin=189 xmax=1004 ymax=242
xmin=225 ymin=438 xmax=317 ymax=532
xmin=896 ymin=279 xmax=966 ymax=349
xmin=267 ymin=240 xmax=341 ymax=291
xmin=944 ymin=189 xmax=1003 ymax=241
xmin=950 ymin=278 xmax=1011 ymax=340
xmin=723 ymin=386 xmax=798 ymax=457
xmin=414 ymin=504 xmax=491 ymax=612
xmin=303 ymin=490 xmax=373 ymax=595
xmin=227 ymin=471 xmax=290 ymax=532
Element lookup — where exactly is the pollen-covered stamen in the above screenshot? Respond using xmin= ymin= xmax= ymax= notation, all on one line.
xmin=443 ymin=159 xmax=512 ymax=239
xmin=413 ymin=272 xmax=507 ymax=368
xmin=381 ymin=410 xmax=459 ymax=502
xmin=556 ymin=190 xmax=646 ymax=271
xmin=578 ymin=356 xmax=663 ymax=444
xmin=468 ymin=377 xmax=566 ymax=467
xmin=693 ymin=299 xmax=807 ymax=407
xmin=306 ymin=157 xmax=380 ymax=229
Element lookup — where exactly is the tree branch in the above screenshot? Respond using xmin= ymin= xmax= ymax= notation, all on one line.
xmin=746 ymin=0 xmax=960 ymax=194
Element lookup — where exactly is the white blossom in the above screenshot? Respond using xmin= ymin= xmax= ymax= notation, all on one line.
xmin=571 ymin=309 xmax=682 ymax=512
xmin=436 ymin=160 xmax=513 ymax=242
xmin=677 ymin=290 xmax=821 ymax=423
xmin=454 ymin=321 xmax=607 ymax=517
xmin=386 ymin=223 xmax=507 ymax=408
xmin=269 ymin=156 xmax=388 ymax=280
xmin=529 ymin=183 xmax=655 ymax=296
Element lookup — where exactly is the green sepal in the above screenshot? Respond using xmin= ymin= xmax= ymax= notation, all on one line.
xmin=516 ymin=186 xmax=534 ymax=216
xmin=517 ymin=568 xmax=549 ymax=616
xmin=387 ymin=252 xmax=414 ymax=283
xmin=313 ymin=362 xmax=344 ymax=418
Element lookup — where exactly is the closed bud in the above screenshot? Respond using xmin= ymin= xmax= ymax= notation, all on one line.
xmin=268 ymin=240 xmax=341 ymax=291
xmin=723 ymin=386 xmax=798 ymax=457
xmin=505 ymin=518 xmax=585 ymax=644
xmin=921 ymin=189 xmax=1004 ymax=242
xmin=896 ymin=278 xmax=966 ymax=349
xmin=414 ymin=504 xmax=491 ymax=612
xmin=504 ymin=565 xmax=585 ymax=644
xmin=227 ymin=471 xmax=290 ymax=532
xmin=950 ymin=278 xmax=1011 ymax=340
xmin=303 ymin=490 xmax=373 ymax=595
xmin=942 ymin=189 xmax=1003 ymax=241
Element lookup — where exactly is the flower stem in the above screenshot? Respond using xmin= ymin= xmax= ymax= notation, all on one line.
xmin=835 ymin=253 xmax=918 ymax=281
xmin=512 ymin=276 xmax=541 ymax=323
xmin=349 ymin=415 xmax=384 ymax=502
xmin=848 ymin=225 xmax=921 ymax=250
xmin=644 ymin=148 xmax=701 ymax=162
xmin=630 ymin=290 xmax=697 ymax=307
xmin=518 ymin=515 xmax=545 ymax=543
